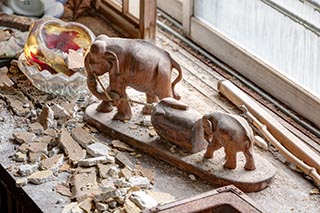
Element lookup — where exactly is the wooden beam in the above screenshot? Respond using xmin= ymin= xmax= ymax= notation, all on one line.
xmin=182 ymin=0 xmax=194 ymax=36
xmin=139 ymin=0 xmax=157 ymax=41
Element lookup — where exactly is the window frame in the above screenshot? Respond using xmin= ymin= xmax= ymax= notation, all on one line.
xmin=158 ymin=0 xmax=320 ymax=128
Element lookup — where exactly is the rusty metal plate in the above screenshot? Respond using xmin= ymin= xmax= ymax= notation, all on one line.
xmin=146 ymin=185 xmax=264 ymax=213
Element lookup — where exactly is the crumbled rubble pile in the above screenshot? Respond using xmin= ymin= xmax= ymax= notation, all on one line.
xmin=1 ymin=60 xmax=176 ymax=212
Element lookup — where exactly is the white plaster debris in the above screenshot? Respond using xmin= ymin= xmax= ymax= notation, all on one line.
xmin=29 ymin=122 xmax=44 ymax=135
xmin=48 ymin=146 xmax=61 ymax=157
xmin=95 ymin=202 xmax=109 ymax=211
xmin=18 ymin=163 xmax=39 ymax=176
xmin=86 ymin=142 xmax=110 ymax=157
xmin=71 ymin=127 xmax=96 ymax=148
xmin=108 ymin=165 xmax=120 ymax=178
xmin=16 ymin=178 xmax=28 ymax=187
xmin=129 ymin=176 xmax=152 ymax=189
xmin=13 ymin=151 xmax=27 ymax=162
xmin=27 ymin=170 xmax=53 ymax=184
xmin=51 ymin=104 xmax=71 ymax=120
xmin=40 ymin=153 xmax=64 ymax=173
xmin=94 ymin=188 xmax=127 ymax=203
xmin=38 ymin=105 xmax=55 ymax=130
xmin=113 ymin=177 xmax=132 ymax=188
xmin=130 ymin=191 xmax=158 ymax=209
xmin=12 ymin=131 xmax=35 ymax=144
xmin=62 ymin=202 xmax=77 ymax=213
xmin=78 ymin=156 xmax=115 ymax=167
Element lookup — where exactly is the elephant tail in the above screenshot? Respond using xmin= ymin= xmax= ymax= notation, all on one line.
xmin=171 ymin=57 xmax=183 ymax=100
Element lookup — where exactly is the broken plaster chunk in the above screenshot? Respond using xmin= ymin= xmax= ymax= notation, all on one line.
xmin=61 ymin=202 xmax=78 ymax=213
xmin=146 ymin=190 xmax=176 ymax=205
xmin=124 ymin=198 xmax=142 ymax=213
xmin=94 ymin=188 xmax=127 ymax=203
xmin=13 ymin=151 xmax=27 ymax=162
xmin=108 ymin=165 xmax=120 ymax=178
xmin=48 ymin=146 xmax=61 ymax=157
xmin=97 ymin=163 xmax=112 ymax=179
xmin=12 ymin=131 xmax=35 ymax=144
xmin=33 ymin=135 xmax=54 ymax=144
xmin=130 ymin=191 xmax=158 ymax=210
xmin=113 ymin=177 xmax=132 ymax=188
xmin=51 ymin=104 xmax=71 ymax=120
xmin=28 ymin=152 xmax=44 ymax=163
xmin=86 ymin=142 xmax=110 ymax=157
xmin=115 ymin=152 xmax=135 ymax=171
xmin=71 ymin=172 xmax=99 ymax=202
xmin=79 ymin=198 xmax=93 ymax=213
xmin=135 ymin=165 xmax=155 ymax=184
xmin=44 ymin=128 xmax=58 ymax=138
xmin=129 ymin=176 xmax=152 ymax=189
xmin=27 ymin=170 xmax=53 ymax=184
xmin=0 ymin=66 xmax=14 ymax=87
xmin=120 ymin=167 xmax=133 ymax=180
xmin=78 ymin=156 xmax=115 ymax=167
xmin=95 ymin=202 xmax=109 ymax=211
xmin=29 ymin=122 xmax=44 ymax=135
xmin=38 ymin=105 xmax=55 ymax=130
xmin=0 ymin=87 xmax=33 ymax=117
xmin=17 ymin=143 xmax=30 ymax=154
xmin=18 ymin=163 xmax=39 ymax=176
xmin=27 ymin=142 xmax=48 ymax=155
xmin=55 ymin=183 xmax=72 ymax=197
xmin=71 ymin=127 xmax=96 ymax=148
xmin=16 ymin=178 xmax=28 ymax=187
xmin=40 ymin=153 xmax=64 ymax=172
xmin=60 ymin=128 xmax=86 ymax=164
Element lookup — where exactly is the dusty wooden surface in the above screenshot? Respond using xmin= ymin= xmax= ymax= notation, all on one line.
xmin=0 ymin=13 xmax=319 ymax=213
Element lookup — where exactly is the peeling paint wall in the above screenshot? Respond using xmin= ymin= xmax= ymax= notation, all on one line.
xmin=194 ymin=0 xmax=320 ymax=97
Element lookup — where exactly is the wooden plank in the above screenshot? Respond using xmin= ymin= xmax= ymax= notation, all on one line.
xmin=182 ymin=0 xmax=194 ymax=36
xmin=84 ymin=103 xmax=276 ymax=192
xmin=122 ymin=0 xmax=129 ymax=13
xmin=139 ymin=0 xmax=157 ymax=41
xmin=189 ymin=17 xmax=320 ymax=128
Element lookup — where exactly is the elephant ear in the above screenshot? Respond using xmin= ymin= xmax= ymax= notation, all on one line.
xmin=104 ymin=51 xmax=120 ymax=76
xmin=202 ymin=116 xmax=213 ymax=141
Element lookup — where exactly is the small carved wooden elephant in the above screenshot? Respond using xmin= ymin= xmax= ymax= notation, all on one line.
xmin=202 ymin=111 xmax=256 ymax=170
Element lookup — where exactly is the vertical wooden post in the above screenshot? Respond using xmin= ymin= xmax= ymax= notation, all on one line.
xmin=122 ymin=0 xmax=129 ymax=14
xmin=139 ymin=0 xmax=157 ymax=42
xmin=182 ymin=0 xmax=194 ymax=36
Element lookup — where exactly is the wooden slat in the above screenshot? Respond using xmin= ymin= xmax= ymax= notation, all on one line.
xmin=122 ymin=0 xmax=129 ymax=13
xmin=182 ymin=0 xmax=194 ymax=36
xmin=139 ymin=0 xmax=157 ymax=41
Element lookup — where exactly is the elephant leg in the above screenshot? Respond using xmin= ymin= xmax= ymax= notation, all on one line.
xmin=244 ymin=147 xmax=256 ymax=170
xmin=204 ymin=138 xmax=222 ymax=158
xmin=113 ymin=92 xmax=132 ymax=121
xmin=223 ymin=147 xmax=237 ymax=170
xmin=96 ymin=101 xmax=113 ymax=113
xmin=142 ymin=94 xmax=159 ymax=115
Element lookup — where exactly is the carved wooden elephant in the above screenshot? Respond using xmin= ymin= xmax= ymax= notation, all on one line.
xmin=84 ymin=35 xmax=183 ymax=121
xmin=202 ymin=112 xmax=256 ymax=170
